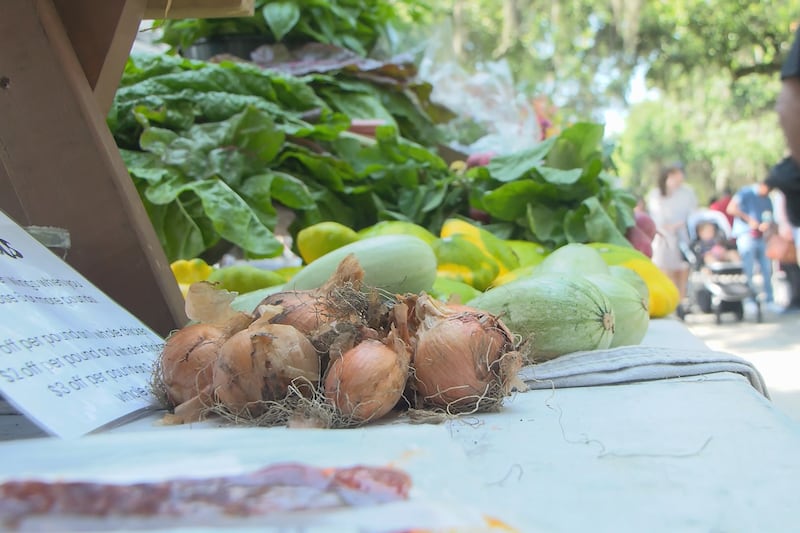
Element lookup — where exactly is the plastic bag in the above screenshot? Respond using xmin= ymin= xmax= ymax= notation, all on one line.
xmin=416 ymin=22 xmax=542 ymax=156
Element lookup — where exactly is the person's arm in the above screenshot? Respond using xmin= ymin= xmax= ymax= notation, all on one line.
xmin=727 ymin=195 xmax=759 ymax=230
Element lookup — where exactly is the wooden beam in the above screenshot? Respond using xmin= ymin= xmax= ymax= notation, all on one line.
xmin=144 ymin=0 xmax=254 ymax=19
xmin=52 ymin=0 xmax=147 ymax=114
xmin=0 ymin=0 xmax=187 ymax=336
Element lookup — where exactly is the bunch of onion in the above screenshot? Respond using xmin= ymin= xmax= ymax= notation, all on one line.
xmin=323 ymin=302 xmax=412 ymax=425
xmin=410 ymin=294 xmax=526 ymax=414
xmin=155 ymin=282 xmax=254 ymax=410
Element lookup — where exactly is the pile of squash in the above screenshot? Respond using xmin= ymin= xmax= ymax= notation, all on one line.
xmin=170 ymin=219 xmax=681 ymax=361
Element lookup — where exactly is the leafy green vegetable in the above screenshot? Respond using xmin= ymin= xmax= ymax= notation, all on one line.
xmin=153 ymin=0 xmax=410 ymax=57
xmin=472 ymin=122 xmax=637 ymax=249
xmin=111 ymin=53 xmax=637 ymax=263
xmin=111 ymin=53 xmax=468 ymax=262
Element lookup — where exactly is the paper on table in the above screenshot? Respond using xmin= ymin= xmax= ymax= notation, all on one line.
xmin=0 ymin=210 xmax=164 ymax=439
xmin=0 ymin=424 xmax=521 ymax=531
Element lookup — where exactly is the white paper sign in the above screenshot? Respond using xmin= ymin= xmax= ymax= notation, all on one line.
xmin=0 ymin=211 xmax=165 ymax=439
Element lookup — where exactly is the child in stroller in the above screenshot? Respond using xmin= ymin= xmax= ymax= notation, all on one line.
xmin=679 ymin=209 xmax=762 ymax=323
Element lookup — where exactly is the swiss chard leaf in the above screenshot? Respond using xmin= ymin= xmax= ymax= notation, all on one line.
xmin=139 ymin=127 xmax=179 ymax=157
xmin=228 ymin=106 xmax=285 ymax=164
xmin=134 ymin=179 xmax=210 ymax=262
xmin=278 ymin=146 xmax=356 ymax=191
xmin=184 ymin=180 xmax=284 ymax=258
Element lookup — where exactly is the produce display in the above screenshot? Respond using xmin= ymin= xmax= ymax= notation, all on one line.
xmin=124 ymin=23 xmax=680 ymax=425
xmin=155 ymin=255 xmax=526 ymax=428
xmin=168 ymin=217 xmax=677 ymax=353
xmin=111 ymin=46 xmax=655 ymax=266
xmin=158 ymin=210 xmax=682 ymax=429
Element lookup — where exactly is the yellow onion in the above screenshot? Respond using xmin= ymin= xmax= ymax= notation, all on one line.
xmin=213 ymin=318 xmax=319 ymax=418
xmin=156 ymin=283 xmax=255 ymax=423
xmin=411 ymin=295 xmax=525 ymax=413
xmin=324 ymin=329 xmax=410 ymax=424
xmin=256 ymin=255 xmax=369 ymax=335
xmin=158 ymin=323 xmax=226 ymax=407
xmin=256 ymin=290 xmax=330 ymax=334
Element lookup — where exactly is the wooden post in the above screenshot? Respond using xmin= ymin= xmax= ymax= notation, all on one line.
xmin=52 ymin=0 xmax=148 ymax=114
xmin=0 ymin=0 xmax=187 ymax=336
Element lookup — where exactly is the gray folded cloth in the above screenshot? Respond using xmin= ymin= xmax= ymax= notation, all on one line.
xmin=519 ymin=345 xmax=770 ymax=398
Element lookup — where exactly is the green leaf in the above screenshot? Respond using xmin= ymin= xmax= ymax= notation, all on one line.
xmin=486 ymin=138 xmax=556 ymax=182
xmin=278 ymin=147 xmax=356 ymax=191
xmin=141 ymin=197 xmax=208 ymax=262
xmin=482 ymin=181 xmax=541 ymax=221
xmin=207 ymin=148 xmax=250 ymax=188
xmin=421 ymin=183 xmax=448 ymax=213
xmin=139 ymin=128 xmax=179 ymax=157
xmin=162 ymin=137 xmax=214 ymax=181
xmin=320 ymin=88 xmax=396 ymax=124
xmin=538 ymin=159 xmax=603 ymax=202
xmin=186 ymin=180 xmax=284 ymax=258
xmin=526 ymin=203 xmax=567 ymax=246
xmin=537 ymin=167 xmax=584 ymax=186
xmin=228 ymin=106 xmax=285 ymax=164
xmin=262 ymin=1 xmax=301 ymax=41
xmin=240 ymin=171 xmax=316 ymax=211
xmin=545 ymin=122 xmax=605 ymax=170
xmin=271 ymin=174 xmax=315 ymax=210
xmin=143 ymin=175 xmax=191 ymax=205
xmin=565 ymin=197 xmax=630 ymax=246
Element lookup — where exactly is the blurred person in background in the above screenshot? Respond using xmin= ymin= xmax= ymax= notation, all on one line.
xmin=727 ymin=181 xmax=778 ymax=311
xmin=771 ymin=190 xmax=800 ymax=313
xmin=646 ymin=164 xmax=698 ymax=309
xmin=709 ymin=187 xmax=735 ymax=227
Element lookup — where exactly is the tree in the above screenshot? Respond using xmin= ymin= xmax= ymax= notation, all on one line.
xmin=615 ymin=69 xmax=786 ymax=202
xmin=415 ymin=0 xmax=797 ymax=121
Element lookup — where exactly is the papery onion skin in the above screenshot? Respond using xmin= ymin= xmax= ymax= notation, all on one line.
xmin=412 ymin=298 xmax=523 ymax=413
xmin=324 ymin=335 xmax=409 ymax=423
xmin=159 ymin=323 xmax=226 ymax=407
xmin=212 ymin=328 xmax=263 ymax=416
xmin=256 ymin=254 xmax=368 ymax=335
xmin=213 ymin=320 xmax=319 ymax=418
xmin=257 ymin=290 xmax=330 ymax=335
xmin=258 ymin=323 xmax=320 ymax=399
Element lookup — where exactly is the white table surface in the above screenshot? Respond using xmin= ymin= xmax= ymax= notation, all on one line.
xmin=2 ymin=319 xmax=799 ymax=532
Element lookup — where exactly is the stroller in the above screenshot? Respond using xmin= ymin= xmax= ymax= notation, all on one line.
xmin=678 ymin=209 xmax=762 ymax=324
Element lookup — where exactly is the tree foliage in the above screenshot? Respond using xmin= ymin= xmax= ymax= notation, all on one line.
xmin=416 ymin=1 xmax=797 ymax=114
xmin=407 ymin=0 xmax=799 ymax=200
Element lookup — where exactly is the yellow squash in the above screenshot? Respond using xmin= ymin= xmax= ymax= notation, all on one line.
xmin=440 ymin=218 xmax=520 ymax=278
xmin=586 ymin=242 xmax=680 ymax=318
xmin=170 ymin=258 xmax=214 ymax=298
xmin=296 ymin=221 xmax=360 ymax=264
